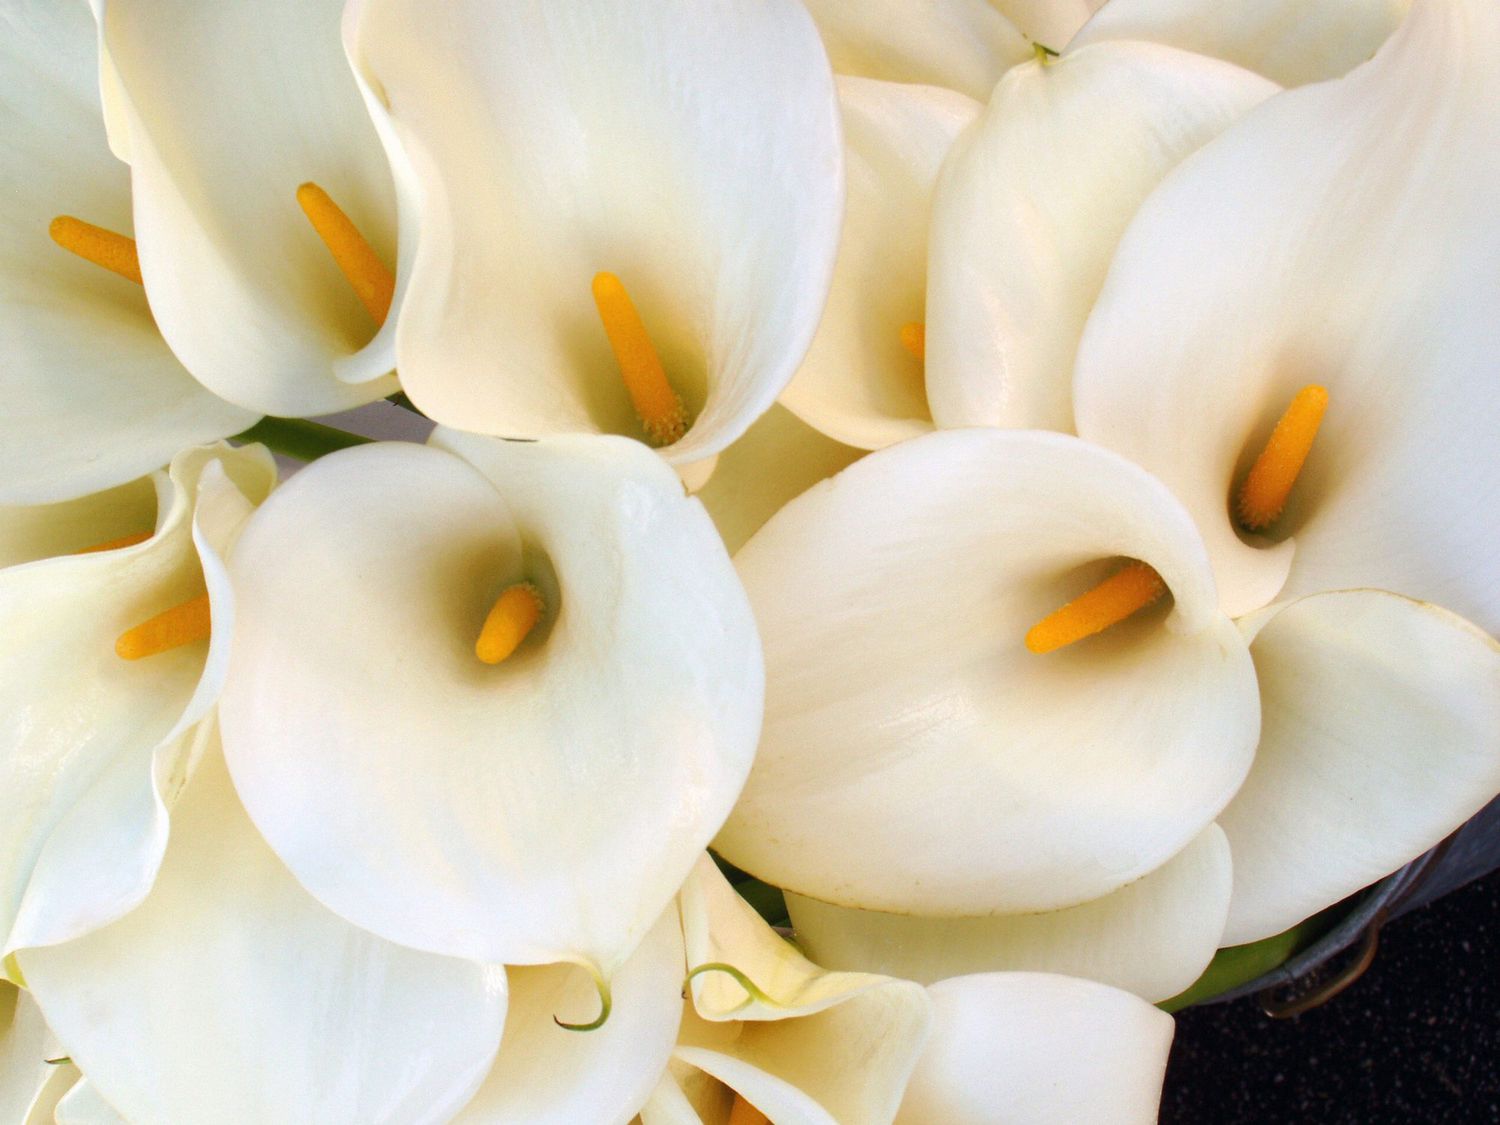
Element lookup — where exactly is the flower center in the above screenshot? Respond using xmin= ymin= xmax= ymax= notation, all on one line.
xmin=48 ymin=216 xmax=141 ymax=284
xmin=295 ymin=182 xmax=395 ymax=326
xmin=474 ymin=582 xmax=545 ymax=665
xmin=899 ymin=320 xmax=925 ymax=361
xmin=1024 ymin=561 xmax=1166 ymax=654
xmin=590 ymin=272 xmax=688 ymax=447
xmin=115 ymin=593 xmax=212 ymax=661
xmin=1235 ymin=384 xmax=1329 ymax=532
xmin=729 ymin=1095 xmax=771 ymax=1125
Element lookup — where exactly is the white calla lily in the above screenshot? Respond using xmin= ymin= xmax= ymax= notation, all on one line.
xmin=345 ymin=0 xmax=843 ymax=466
xmin=96 ymin=0 xmax=402 ymax=415
xmin=0 ymin=0 xmax=254 ymax=504
xmin=785 ymin=823 xmax=1232 ymax=1004
xmin=1071 ymin=0 xmax=1410 ymax=85
xmin=19 ymin=732 xmax=508 ymax=1125
xmin=220 ymin=433 xmax=761 ymax=974
xmin=0 ymin=443 xmax=274 ymax=962
xmin=895 ymin=973 xmax=1174 ymax=1125
xmin=925 ymin=42 xmax=1276 ymax=434
xmin=1221 ymin=590 xmax=1500 ymax=945
xmin=1073 ymin=0 xmax=1500 ymax=629
xmin=1 ymin=985 xmax=68 ymax=1125
xmin=717 ymin=429 xmax=1259 ymax=916
xmin=799 ymin=0 xmax=1029 ymax=101
xmin=780 ymin=78 xmax=979 ymax=450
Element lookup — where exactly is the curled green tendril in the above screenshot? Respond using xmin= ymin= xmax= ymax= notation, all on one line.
xmin=553 ymin=966 xmax=612 ymax=1032
xmin=683 ymin=962 xmax=783 ymax=1014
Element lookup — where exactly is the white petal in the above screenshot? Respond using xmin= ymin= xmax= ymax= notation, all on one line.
xmin=695 ymin=405 xmax=862 ymax=557
xmin=637 ymin=1065 xmax=723 ymax=1125
xmin=800 ymin=0 xmax=1029 ymax=101
xmin=0 ymin=477 xmax=156 ymax=572
xmin=99 ymin=0 xmax=400 ymax=415
xmin=717 ymin=429 xmax=1259 ymax=914
xmin=455 ymin=906 xmax=683 ymax=1124
xmin=221 ymin=436 xmax=761 ymax=970
xmin=0 ymin=0 xmax=253 ymax=504
xmin=345 ymin=0 xmax=843 ymax=463
xmin=786 ymin=823 xmax=1231 ymax=1003
xmin=54 ymin=1081 xmax=126 ymax=1125
xmin=781 ymin=79 xmax=979 ymax=450
xmin=1073 ymin=0 xmax=1500 ymax=628
xmin=1221 ymin=590 xmax=1500 ymax=945
xmin=993 ymin=0 xmax=1096 ymax=50
xmin=19 ymin=735 xmax=508 ymax=1125
xmin=896 ymin=973 xmax=1174 ymax=1125
xmin=0 ymin=445 xmax=274 ymax=955
xmin=925 ymin=44 xmax=1276 ymax=434
xmin=1 ymin=986 xmax=64 ymax=1125
xmin=1071 ymin=0 xmax=1410 ymax=85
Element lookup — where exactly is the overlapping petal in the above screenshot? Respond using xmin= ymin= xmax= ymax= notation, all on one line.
xmin=993 ymin=0 xmax=1104 ymax=50
xmin=780 ymin=78 xmax=979 ymax=450
xmin=785 ymin=823 xmax=1232 ymax=1003
xmin=925 ymin=43 xmax=1275 ymax=434
xmin=0 ymin=0 xmax=254 ymax=504
xmin=717 ymin=429 xmax=1260 ymax=916
xmin=0 ymin=986 xmax=66 ymax=1125
xmin=19 ymin=734 xmax=508 ymax=1125
xmin=1073 ymin=0 xmax=1500 ymax=627
xmin=1222 ymin=591 xmax=1500 ymax=944
xmin=0 ymin=444 xmax=274 ymax=959
xmin=1071 ymin=0 xmax=1409 ymax=85
xmin=895 ymin=973 xmax=1174 ymax=1124
xmin=221 ymin=435 xmax=761 ymax=972
xmin=97 ymin=0 xmax=401 ymax=415
xmin=54 ymin=1080 xmax=126 ymax=1125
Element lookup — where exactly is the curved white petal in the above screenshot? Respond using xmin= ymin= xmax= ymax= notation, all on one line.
xmin=1222 ymin=590 xmax=1500 ymax=945
xmin=717 ymin=429 xmax=1259 ymax=915
xmin=55 ymin=1080 xmax=126 ymax=1125
xmin=0 ymin=477 xmax=156 ymax=572
xmin=696 ymin=405 xmax=862 ymax=557
xmin=1 ymin=986 xmax=64 ymax=1125
xmin=346 ymin=0 xmax=842 ymax=463
xmin=781 ymin=79 xmax=979 ymax=450
xmin=895 ymin=973 xmax=1174 ymax=1125
xmin=1072 ymin=0 xmax=1409 ymax=85
xmin=637 ymin=1064 xmax=727 ymax=1125
xmin=19 ymin=735 xmax=508 ymax=1125
xmin=1074 ymin=0 xmax=1500 ymax=628
xmin=993 ymin=0 xmax=1097 ymax=50
xmin=99 ymin=0 xmax=400 ymax=415
xmin=455 ymin=906 xmax=683 ymax=1124
xmin=0 ymin=444 xmax=274 ymax=955
xmin=0 ymin=0 xmax=254 ymax=504
xmin=926 ymin=44 xmax=1276 ymax=434
xmin=222 ymin=436 xmax=761 ymax=970
xmin=786 ymin=823 xmax=1231 ymax=1003
xmin=800 ymin=0 xmax=1029 ymax=101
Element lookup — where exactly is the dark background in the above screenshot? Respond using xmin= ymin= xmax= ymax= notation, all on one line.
xmin=1164 ymin=868 xmax=1500 ymax=1123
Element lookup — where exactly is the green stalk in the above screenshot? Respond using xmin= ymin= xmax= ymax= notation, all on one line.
xmin=232 ymin=417 xmax=374 ymax=462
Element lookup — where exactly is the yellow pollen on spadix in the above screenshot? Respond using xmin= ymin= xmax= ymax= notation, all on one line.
xmin=296 ymin=182 xmax=395 ymax=326
xmin=1236 ymin=384 xmax=1329 ymax=532
xmin=48 ymin=216 xmax=142 ymax=284
xmin=728 ymin=1096 xmax=771 ymax=1125
xmin=1025 ymin=561 xmax=1167 ymax=655
xmin=475 ymin=583 xmax=545 ymax=666
xmin=899 ymin=321 xmax=926 ymax=361
xmin=115 ymin=593 xmax=212 ymax=660
xmin=591 ymin=272 xmax=688 ymax=447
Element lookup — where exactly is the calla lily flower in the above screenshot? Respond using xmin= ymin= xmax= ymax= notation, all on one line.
xmin=924 ymin=41 xmax=1276 ymax=434
xmin=1070 ymin=0 xmax=1410 ymax=85
xmin=0 ymin=442 xmax=274 ymax=966
xmin=0 ymin=0 xmax=255 ymax=504
xmin=778 ymin=78 xmax=979 ymax=451
xmin=342 ymin=0 xmax=843 ymax=468
xmin=1072 ymin=0 xmax=1500 ymax=630
xmin=638 ymin=857 xmax=930 ymax=1125
xmin=219 ymin=432 xmax=762 ymax=978
xmin=17 ymin=729 xmax=510 ymax=1125
xmin=715 ymin=429 xmax=1261 ymax=918
xmin=93 ymin=0 xmax=402 ymax=415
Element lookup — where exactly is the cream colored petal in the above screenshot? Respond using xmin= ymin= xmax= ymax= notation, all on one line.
xmin=456 ymin=906 xmax=684 ymax=1124
xmin=695 ymin=405 xmax=862 ymax=557
xmin=0 ymin=477 xmax=156 ymax=571
xmin=787 ymin=823 xmax=1231 ymax=1003
xmin=1071 ymin=0 xmax=1410 ymax=85
xmin=19 ymin=736 xmax=508 ymax=1125
xmin=801 ymin=0 xmax=1030 ymax=100
xmin=1073 ymin=0 xmax=1500 ymax=628
xmin=54 ymin=1080 xmax=126 ymax=1125
xmin=0 ymin=0 xmax=254 ymax=504
xmin=781 ymin=79 xmax=979 ymax=450
xmin=99 ymin=0 xmax=400 ymax=415
xmin=992 ymin=0 xmax=1096 ymax=49
xmin=926 ymin=43 xmax=1276 ymax=434
xmin=895 ymin=973 xmax=1173 ymax=1124
xmin=222 ymin=436 xmax=761 ymax=971
xmin=1 ymin=986 xmax=64 ymax=1125
xmin=717 ymin=429 xmax=1259 ymax=915
xmin=1222 ymin=591 xmax=1500 ymax=945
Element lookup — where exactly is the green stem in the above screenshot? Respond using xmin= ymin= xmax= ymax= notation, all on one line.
xmin=232 ymin=417 xmax=374 ymax=462
xmin=1158 ymin=902 xmax=1344 ymax=1013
